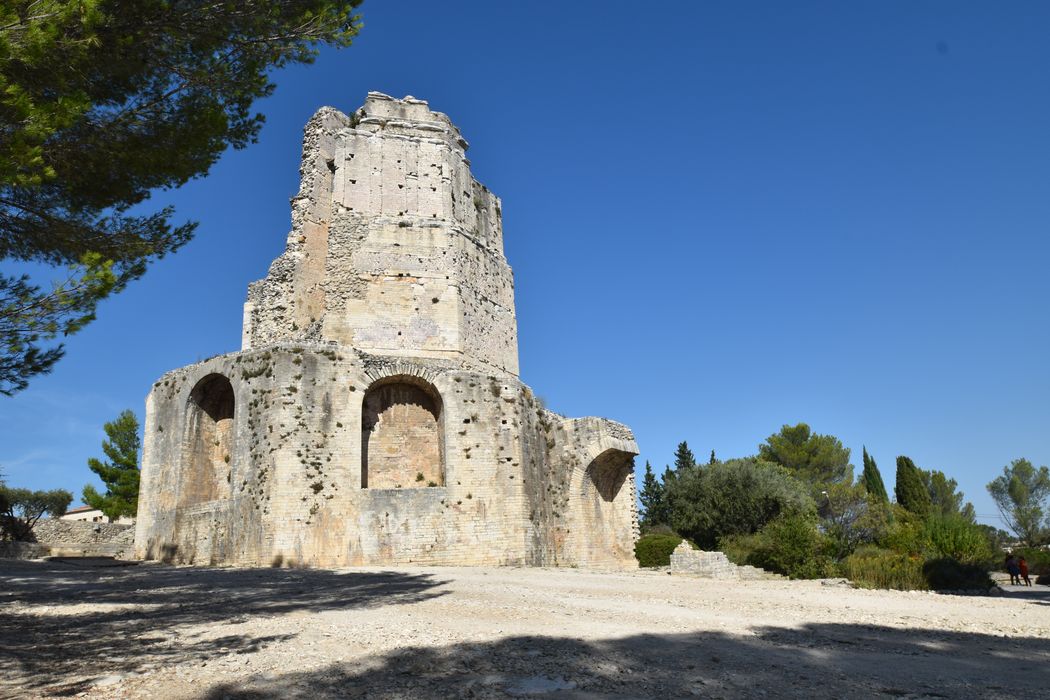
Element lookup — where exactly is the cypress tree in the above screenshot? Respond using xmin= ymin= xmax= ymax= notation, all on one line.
xmin=639 ymin=461 xmax=668 ymax=527
xmin=674 ymin=441 xmax=697 ymax=471
xmin=895 ymin=455 xmax=931 ymax=517
xmin=861 ymin=447 xmax=889 ymax=502
xmin=709 ymin=449 xmax=717 ymax=465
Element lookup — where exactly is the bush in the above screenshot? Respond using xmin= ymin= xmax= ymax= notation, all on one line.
xmin=922 ymin=515 xmax=995 ymax=565
xmin=721 ymin=513 xmax=834 ymax=579
xmin=667 ymin=457 xmax=815 ymax=548
xmin=749 ymin=513 xmax=835 ymax=579
xmin=922 ymin=558 xmax=993 ymax=590
xmin=634 ymin=533 xmax=684 ymax=567
xmin=877 ymin=507 xmax=927 ymax=556
xmin=842 ymin=546 xmax=927 ymax=591
xmin=720 ymin=532 xmax=762 ymax=567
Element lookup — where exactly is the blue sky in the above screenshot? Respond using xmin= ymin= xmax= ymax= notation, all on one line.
xmin=2 ymin=1 xmax=1048 ymax=528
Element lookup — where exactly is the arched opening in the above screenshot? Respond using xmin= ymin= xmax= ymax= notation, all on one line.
xmin=573 ymin=448 xmax=636 ymax=565
xmin=584 ymin=449 xmax=633 ymax=502
xmin=361 ymin=377 xmax=444 ymax=489
xmin=179 ymin=374 xmax=235 ymax=508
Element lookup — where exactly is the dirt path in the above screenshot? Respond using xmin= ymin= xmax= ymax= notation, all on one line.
xmin=2 ymin=560 xmax=1048 ymax=699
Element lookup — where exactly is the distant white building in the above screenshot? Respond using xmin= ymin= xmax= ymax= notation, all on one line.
xmin=60 ymin=505 xmax=134 ymax=525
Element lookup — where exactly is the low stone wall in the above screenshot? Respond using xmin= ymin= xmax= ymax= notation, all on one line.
xmin=0 ymin=541 xmax=50 ymax=559
xmin=34 ymin=519 xmax=134 ymax=546
xmin=0 ymin=519 xmax=135 ymax=560
xmin=669 ymin=541 xmax=780 ymax=580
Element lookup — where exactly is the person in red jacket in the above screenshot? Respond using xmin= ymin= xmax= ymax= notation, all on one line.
xmin=1019 ymin=557 xmax=1032 ymax=587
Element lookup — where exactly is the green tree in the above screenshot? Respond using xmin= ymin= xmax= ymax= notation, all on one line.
xmin=758 ymin=423 xmax=853 ymax=486
xmin=666 ymin=457 xmax=814 ymax=548
xmin=975 ymin=523 xmax=1012 ymax=552
xmin=708 ymin=449 xmax=716 ymax=465
xmin=673 ymin=441 xmax=696 ymax=471
xmin=860 ymin=447 xmax=889 ymax=502
xmin=1 ymin=254 xmax=116 ymax=395
xmin=895 ymin=456 xmax=931 ymax=518
xmin=986 ymin=458 xmax=1050 ymax=547
xmin=921 ymin=469 xmax=975 ymax=522
xmin=0 ymin=485 xmax=72 ymax=540
xmin=82 ymin=409 xmax=140 ymax=519
xmin=638 ymin=461 xmax=669 ymax=529
xmin=0 ymin=0 xmax=364 ymax=394
xmin=819 ymin=481 xmax=891 ymax=558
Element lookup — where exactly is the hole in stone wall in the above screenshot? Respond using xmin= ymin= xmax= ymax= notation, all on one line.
xmin=361 ymin=377 xmax=444 ymax=489
xmin=179 ymin=374 xmax=235 ymax=509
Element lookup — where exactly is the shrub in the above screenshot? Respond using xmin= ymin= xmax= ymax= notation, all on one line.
xmin=842 ymin=546 xmax=927 ymax=591
xmin=634 ymin=533 xmax=684 ymax=567
xmin=720 ymin=532 xmax=762 ymax=567
xmin=667 ymin=457 xmax=815 ymax=548
xmin=878 ymin=507 xmax=927 ymax=556
xmin=922 ymin=558 xmax=993 ymax=590
xmin=922 ymin=515 xmax=995 ymax=565
xmin=721 ymin=513 xmax=834 ymax=579
xmin=749 ymin=513 xmax=835 ymax=579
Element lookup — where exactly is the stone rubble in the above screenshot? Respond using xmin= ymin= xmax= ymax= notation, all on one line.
xmin=669 ymin=541 xmax=783 ymax=580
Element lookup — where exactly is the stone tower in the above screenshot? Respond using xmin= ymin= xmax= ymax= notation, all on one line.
xmin=135 ymin=93 xmax=639 ymax=568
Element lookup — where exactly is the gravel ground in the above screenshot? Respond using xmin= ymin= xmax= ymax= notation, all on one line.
xmin=1 ymin=559 xmax=1048 ymax=699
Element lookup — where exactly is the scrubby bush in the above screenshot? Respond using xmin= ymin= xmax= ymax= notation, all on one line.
xmin=720 ymin=532 xmax=762 ymax=567
xmin=922 ymin=558 xmax=993 ymax=590
xmin=721 ymin=513 xmax=835 ymax=579
xmin=748 ymin=513 xmax=835 ymax=579
xmin=667 ymin=457 xmax=815 ymax=548
xmin=841 ymin=546 xmax=927 ymax=591
xmin=634 ymin=533 xmax=684 ymax=567
xmin=877 ymin=507 xmax=927 ymax=556
xmin=922 ymin=515 xmax=995 ymax=565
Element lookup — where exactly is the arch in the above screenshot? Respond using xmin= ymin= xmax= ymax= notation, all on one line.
xmin=561 ymin=447 xmax=636 ymax=566
xmin=361 ymin=375 xmax=444 ymax=489
xmin=178 ymin=374 xmax=235 ymax=508
xmin=583 ymin=448 xmax=634 ymax=502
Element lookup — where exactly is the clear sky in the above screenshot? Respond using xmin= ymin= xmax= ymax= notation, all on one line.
xmin=2 ymin=1 xmax=1048 ymax=529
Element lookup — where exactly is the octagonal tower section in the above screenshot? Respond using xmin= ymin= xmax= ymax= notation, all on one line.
xmin=241 ymin=92 xmax=518 ymax=378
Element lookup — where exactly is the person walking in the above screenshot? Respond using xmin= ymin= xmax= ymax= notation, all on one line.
xmin=1019 ymin=557 xmax=1032 ymax=587
xmin=1006 ymin=554 xmax=1021 ymax=586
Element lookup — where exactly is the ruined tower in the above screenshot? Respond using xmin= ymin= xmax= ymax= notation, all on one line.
xmin=135 ymin=93 xmax=639 ymax=568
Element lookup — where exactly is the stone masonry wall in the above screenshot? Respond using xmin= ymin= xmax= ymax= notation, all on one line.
xmin=136 ymin=346 xmax=637 ymax=568
xmin=242 ymin=93 xmax=518 ymax=377
xmin=669 ymin=541 xmax=780 ymax=580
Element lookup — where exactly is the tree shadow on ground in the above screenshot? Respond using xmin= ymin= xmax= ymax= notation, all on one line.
xmin=0 ymin=559 xmax=448 ymax=696
xmin=201 ymin=623 xmax=1050 ymax=699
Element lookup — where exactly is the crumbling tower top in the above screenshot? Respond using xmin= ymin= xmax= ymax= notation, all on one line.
xmin=242 ymin=92 xmax=519 ymax=376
